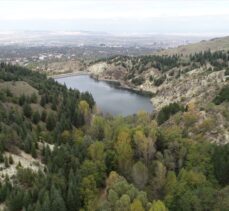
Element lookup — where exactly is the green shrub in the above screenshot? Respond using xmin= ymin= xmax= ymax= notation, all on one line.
xmin=23 ymin=103 xmax=32 ymax=118
xmin=213 ymin=86 xmax=229 ymax=105
xmin=149 ymin=75 xmax=154 ymax=82
xmin=32 ymin=111 xmax=40 ymax=124
xmin=154 ymin=75 xmax=166 ymax=86
xmin=132 ymin=77 xmax=145 ymax=86
xmin=225 ymin=68 xmax=229 ymax=76
xmin=30 ymin=93 xmax=38 ymax=103
xmin=157 ymin=103 xmax=185 ymax=125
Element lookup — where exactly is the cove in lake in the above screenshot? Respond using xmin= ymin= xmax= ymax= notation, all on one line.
xmin=56 ymin=75 xmax=153 ymax=116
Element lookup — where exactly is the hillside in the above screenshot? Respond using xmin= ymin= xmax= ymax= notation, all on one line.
xmin=88 ymin=50 xmax=228 ymax=108
xmin=0 ymin=63 xmax=228 ymax=211
xmin=157 ymin=36 xmax=229 ymax=56
xmin=87 ymin=42 xmax=229 ymax=144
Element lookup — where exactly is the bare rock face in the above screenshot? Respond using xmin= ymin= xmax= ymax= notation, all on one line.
xmin=151 ymin=69 xmax=227 ymax=111
xmin=87 ymin=62 xmax=109 ymax=76
xmin=88 ymin=59 xmax=227 ymax=111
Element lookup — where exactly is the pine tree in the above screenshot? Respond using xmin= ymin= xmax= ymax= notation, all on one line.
xmin=32 ymin=111 xmax=40 ymax=124
xmin=30 ymin=93 xmax=38 ymax=103
xmin=19 ymin=94 xmax=26 ymax=106
xmin=51 ymin=186 xmax=66 ymax=211
xmin=9 ymin=155 xmax=14 ymax=165
xmin=67 ymin=169 xmax=81 ymax=211
xmin=23 ymin=103 xmax=32 ymax=118
xmin=31 ymin=143 xmax=37 ymax=158
xmin=35 ymin=201 xmax=42 ymax=211
xmin=4 ymin=156 xmax=9 ymax=168
xmin=46 ymin=113 xmax=56 ymax=131
xmin=41 ymin=110 xmax=47 ymax=122
xmin=42 ymin=192 xmax=51 ymax=211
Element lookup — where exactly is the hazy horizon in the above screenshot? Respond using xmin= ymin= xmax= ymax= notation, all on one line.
xmin=0 ymin=0 xmax=229 ymax=37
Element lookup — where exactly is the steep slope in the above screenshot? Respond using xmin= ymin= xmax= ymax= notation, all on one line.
xmin=88 ymin=51 xmax=228 ymax=108
xmin=87 ymin=41 xmax=229 ymax=144
xmin=0 ymin=64 xmax=228 ymax=211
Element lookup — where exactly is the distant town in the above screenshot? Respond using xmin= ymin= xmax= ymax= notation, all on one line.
xmin=0 ymin=31 xmax=209 ymax=73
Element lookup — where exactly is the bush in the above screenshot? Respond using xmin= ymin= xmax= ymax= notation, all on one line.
xmin=41 ymin=110 xmax=47 ymax=122
xmin=46 ymin=113 xmax=56 ymax=131
xmin=213 ymin=86 xmax=229 ymax=105
xmin=23 ymin=103 xmax=32 ymax=118
xmin=32 ymin=111 xmax=40 ymax=124
xmin=213 ymin=144 xmax=229 ymax=186
xmin=9 ymin=155 xmax=14 ymax=165
xmin=132 ymin=77 xmax=145 ymax=86
xmin=225 ymin=68 xmax=229 ymax=76
xmin=30 ymin=93 xmax=38 ymax=103
xmin=154 ymin=75 xmax=166 ymax=86
xmin=157 ymin=103 xmax=185 ymax=125
xmin=149 ymin=75 xmax=154 ymax=82
xmin=18 ymin=94 xmax=26 ymax=106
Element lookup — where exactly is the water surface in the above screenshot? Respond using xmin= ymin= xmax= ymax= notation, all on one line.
xmin=56 ymin=75 xmax=153 ymax=116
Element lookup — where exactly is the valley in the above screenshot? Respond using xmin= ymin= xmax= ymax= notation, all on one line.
xmin=1 ymin=1 xmax=229 ymax=211
xmin=0 ymin=60 xmax=228 ymax=211
xmin=0 ymin=35 xmax=228 ymax=211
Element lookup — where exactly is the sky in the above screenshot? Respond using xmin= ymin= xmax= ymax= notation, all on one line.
xmin=0 ymin=0 xmax=229 ymax=36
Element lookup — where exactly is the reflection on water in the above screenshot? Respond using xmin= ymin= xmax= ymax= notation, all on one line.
xmin=56 ymin=75 xmax=153 ymax=116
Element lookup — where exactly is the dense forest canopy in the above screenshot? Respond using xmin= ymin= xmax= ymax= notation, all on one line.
xmin=0 ymin=62 xmax=228 ymax=211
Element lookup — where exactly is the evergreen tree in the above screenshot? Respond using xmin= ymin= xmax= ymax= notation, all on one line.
xmin=30 ymin=93 xmax=38 ymax=103
xmin=23 ymin=103 xmax=32 ymax=118
xmin=19 ymin=94 xmax=26 ymax=106
xmin=51 ymin=188 xmax=66 ymax=211
xmin=42 ymin=192 xmax=51 ymax=211
xmin=32 ymin=111 xmax=40 ymax=124
xmin=31 ymin=143 xmax=37 ymax=158
xmin=46 ymin=113 xmax=56 ymax=131
xmin=41 ymin=110 xmax=47 ymax=122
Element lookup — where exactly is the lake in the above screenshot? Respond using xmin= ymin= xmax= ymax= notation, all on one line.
xmin=56 ymin=75 xmax=153 ymax=116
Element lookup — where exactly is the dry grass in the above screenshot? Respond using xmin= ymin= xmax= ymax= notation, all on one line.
xmin=157 ymin=36 xmax=229 ymax=56
xmin=0 ymin=151 xmax=44 ymax=182
xmin=0 ymin=81 xmax=38 ymax=97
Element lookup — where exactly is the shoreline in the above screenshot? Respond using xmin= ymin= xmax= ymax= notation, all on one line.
xmin=50 ymin=71 xmax=154 ymax=98
xmin=90 ymin=74 xmax=154 ymax=97
xmin=48 ymin=71 xmax=89 ymax=79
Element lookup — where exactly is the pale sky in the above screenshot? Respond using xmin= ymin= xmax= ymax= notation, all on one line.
xmin=0 ymin=0 xmax=229 ymax=35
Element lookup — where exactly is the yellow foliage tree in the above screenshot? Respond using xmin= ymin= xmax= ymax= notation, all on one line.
xmin=164 ymin=171 xmax=177 ymax=207
xmin=115 ymin=129 xmax=133 ymax=174
xmin=61 ymin=130 xmax=71 ymax=143
xmin=106 ymin=171 xmax=121 ymax=188
xmin=79 ymin=100 xmax=89 ymax=116
xmin=150 ymin=200 xmax=167 ymax=211
xmin=78 ymin=100 xmax=90 ymax=123
xmin=183 ymin=111 xmax=198 ymax=128
xmin=186 ymin=101 xmax=196 ymax=112
xmin=134 ymin=130 xmax=156 ymax=165
xmin=88 ymin=141 xmax=105 ymax=161
xmin=137 ymin=111 xmax=150 ymax=125
xmin=130 ymin=199 xmax=145 ymax=211
xmin=72 ymin=128 xmax=84 ymax=142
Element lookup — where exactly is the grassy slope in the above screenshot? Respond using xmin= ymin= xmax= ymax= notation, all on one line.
xmin=157 ymin=36 xmax=229 ymax=55
xmin=0 ymin=81 xmax=39 ymax=97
